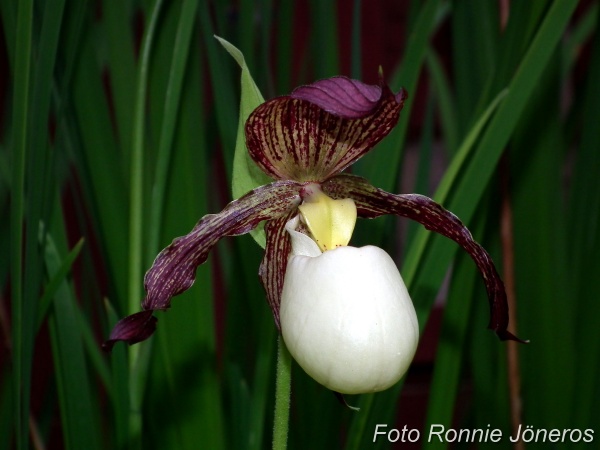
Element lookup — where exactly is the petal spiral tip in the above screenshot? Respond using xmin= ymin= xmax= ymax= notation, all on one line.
xmin=102 ymin=310 xmax=157 ymax=352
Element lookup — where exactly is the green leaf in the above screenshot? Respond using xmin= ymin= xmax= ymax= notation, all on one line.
xmin=410 ymin=0 xmax=578 ymax=306
xmin=144 ymin=36 xmax=226 ymax=449
xmin=148 ymin=0 xmax=199 ymax=262
xmin=71 ymin=31 xmax=129 ymax=309
xmin=451 ymin=0 xmax=499 ymax=132
xmin=426 ymin=48 xmax=458 ymax=154
xmin=198 ymin=11 xmax=237 ymax=175
xmin=45 ymin=223 xmax=101 ymax=450
xmin=216 ymin=35 xmax=273 ymax=248
xmin=355 ymin=0 xmax=442 ymax=193
xmin=103 ymin=0 xmax=136 ymax=157
xmin=402 ymin=88 xmax=508 ymax=288
xmin=11 ymin=0 xmax=34 ymax=447
xmin=570 ymin=4 xmax=600 ymax=430
xmin=309 ymin=0 xmax=339 ymax=77
xmin=275 ymin=0 xmax=294 ymax=93
xmin=37 ymin=237 xmax=85 ymax=330
xmin=421 ymin=215 xmax=485 ymax=450
xmin=127 ymin=2 xmax=166 ymax=448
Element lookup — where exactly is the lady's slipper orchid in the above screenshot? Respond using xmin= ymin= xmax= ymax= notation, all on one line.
xmin=104 ymin=75 xmax=524 ymax=393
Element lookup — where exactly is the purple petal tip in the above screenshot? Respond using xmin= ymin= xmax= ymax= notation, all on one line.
xmin=495 ymin=328 xmax=529 ymax=344
xmin=102 ymin=310 xmax=157 ymax=352
xmin=395 ymin=87 xmax=408 ymax=104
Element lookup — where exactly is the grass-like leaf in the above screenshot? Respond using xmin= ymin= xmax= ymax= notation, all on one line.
xmin=11 ymin=1 xmax=34 ymax=447
xmin=355 ymin=0 xmax=441 ymax=193
xmin=127 ymin=2 xmax=166 ymax=448
xmin=411 ymin=0 xmax=578 ymax=313
xmin=37 ymin=237 xmax=84 ymax=330
xmin=421 ymin=215 xmax=485 ymax=450
xmin=402 ymin=88 xmax=508 ymax=289
xmin=148 ymin=0 xmax=199 ymax=260
xmin=45 ymin=220 xmax=101 ymax=450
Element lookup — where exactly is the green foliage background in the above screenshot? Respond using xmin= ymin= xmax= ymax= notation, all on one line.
xmin=1 ymin=0 xmax=599 ymax=448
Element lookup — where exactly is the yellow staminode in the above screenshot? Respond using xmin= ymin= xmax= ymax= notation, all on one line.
xmin=298 ymin=187 xmax=357 ymax=252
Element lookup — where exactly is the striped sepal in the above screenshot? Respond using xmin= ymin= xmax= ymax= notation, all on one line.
xmin=104 ymin=180 xmax=302 ymax=349
xmin=323 ymin=174 xmax=526 ymax=344
xmin=259 ymin=211 xmax=296 ymax=329
xmin=245 ymin=77 xmax=406 ymax=182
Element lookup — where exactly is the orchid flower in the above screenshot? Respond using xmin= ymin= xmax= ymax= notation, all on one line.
xmin=104 ymin=75 xmax=523 ymax=394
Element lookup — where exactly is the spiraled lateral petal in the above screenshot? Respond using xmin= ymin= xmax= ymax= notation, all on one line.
xmin=245 ymin=77 xmax=407 ymax=182
xmin=259 ymin=211 xmax=295 ymax=329
xmin=144 ymin=181 xmax=302 ymax=310
xmin=104 ymin=181 xmax=302 ymax=349
xmin=323 ymin=174 xmax=526 ymax=343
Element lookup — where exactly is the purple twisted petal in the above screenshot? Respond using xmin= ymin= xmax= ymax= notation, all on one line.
xmin=104 ymin=180 xmax=302 ymax=349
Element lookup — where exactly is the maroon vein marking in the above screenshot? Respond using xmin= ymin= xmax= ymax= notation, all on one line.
xmin=245 ymin=78 xmax=406 ymax=183
xmin=259 ymin=211 xmax=295 ymax=329
xmin=143 ymin=181 xmax=302 ymax=311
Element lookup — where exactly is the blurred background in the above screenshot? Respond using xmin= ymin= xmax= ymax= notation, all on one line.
xmin=1 ymin=0 xmax=599 ymax=448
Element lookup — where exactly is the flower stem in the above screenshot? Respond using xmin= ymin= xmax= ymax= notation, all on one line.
xmin=272 ymin=335 xmax=292 ymax=450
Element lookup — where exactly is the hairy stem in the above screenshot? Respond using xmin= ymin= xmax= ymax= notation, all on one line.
xmin=273 ymin=335 xmax=292 ymax=450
